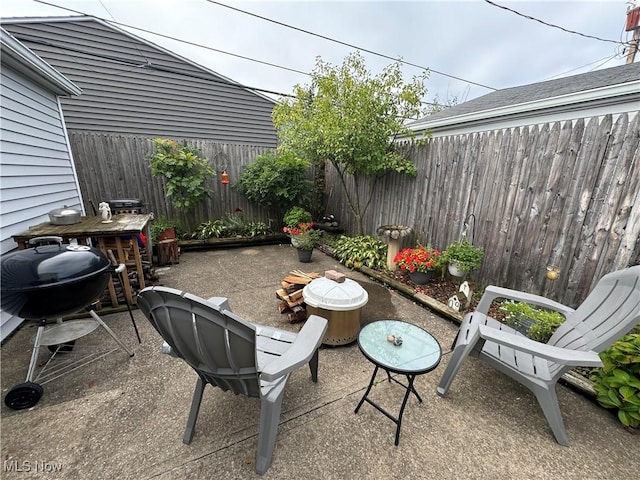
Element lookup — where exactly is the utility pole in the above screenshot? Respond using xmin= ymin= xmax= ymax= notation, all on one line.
xmin=626 ymin=4 xmax=640 ymax=63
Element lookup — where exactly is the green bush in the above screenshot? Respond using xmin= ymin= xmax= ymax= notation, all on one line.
xmin=148 ymin=138 xmax=214 ymax=211
xmin=191 ymin=214 xmax=272 ymax=239
xmin=499 ymin=301 xmax=565 ymax=343
xmin=245 ymin=221 xmax=271 ymax=237
xmin=234 ymin=151 xmax=311 ymax=213
xmin=591 ymin=333 xmax=640 ymax=428
xmin=332 ymin=235 xmax=387 ymax=270
xmin=192 ymin=219 xmax=226 ymax=239
xmin=283 ymin=207 xmax=312 ymax=228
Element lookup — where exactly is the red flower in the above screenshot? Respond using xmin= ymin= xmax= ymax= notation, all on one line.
xmin=393 ymin=246 xmax=441 ymax=273
xmin=283 ymin=222 xmax=320 ymax=249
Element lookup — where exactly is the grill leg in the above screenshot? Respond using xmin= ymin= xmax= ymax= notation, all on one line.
xmin=25 ymin=319 xmax=46 ymax=382
xmin=88 ymin=310 xmax=134 ymax=357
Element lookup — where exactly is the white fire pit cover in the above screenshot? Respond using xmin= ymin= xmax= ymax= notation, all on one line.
xmin=303 ymin=277 xmax=368 ymax=311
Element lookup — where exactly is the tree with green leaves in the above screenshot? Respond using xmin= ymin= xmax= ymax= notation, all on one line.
xmin=272 ymin=52 xmax=428 ymax=234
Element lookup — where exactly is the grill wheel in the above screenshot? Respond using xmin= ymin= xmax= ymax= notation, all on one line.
xmin=4 ymin=382 xmax=43 ymax=410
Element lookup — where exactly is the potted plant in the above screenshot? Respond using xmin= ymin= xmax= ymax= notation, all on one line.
xmin=150 ymin=216 xmax=177 ymax=243
xmin=283 ymin=207 xmax=313 ymax=228
xmin=283 ymin=222 xmax=322 ymax=262
xmin=499 ymin=301 xmax=565 ymax=342
xmin=442 ymin=239 xmax=484 ymax=277
xmin=393 ymin=245 xmax=442 ymax=284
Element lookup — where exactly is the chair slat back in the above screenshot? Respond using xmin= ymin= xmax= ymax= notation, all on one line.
xmin=549 ymin=266 xmax=640 ymax=353
xmin=138 ymin=287 xmax=261 ymax=397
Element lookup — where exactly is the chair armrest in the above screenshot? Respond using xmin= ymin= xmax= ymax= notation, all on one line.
xmin=477 ymin=325 xmax=603 ymax=367
xmin=476 ymin=286 xmax=575 ymax=317
xmin=260 ymin=315 xmax=328 ymax=382
xmin=206 ymin=296 xmax=231 ymax=311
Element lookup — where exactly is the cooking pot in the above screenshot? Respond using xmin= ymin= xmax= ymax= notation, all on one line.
xmin=48 ymin=206 xmax=82 ymax=225
xmin=1 ymin=237 xmax=112 ymax=319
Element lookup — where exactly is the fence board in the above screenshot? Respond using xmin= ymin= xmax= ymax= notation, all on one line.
xmin=324 ymin=113 xmax=638 ymax=306
xmin=612 ymin=113 xmax=640 ymax=270
xmin=69 ymin=133 xmax=275 ymax=231
xmin=69 ymin=111 xmax=638 ymax=308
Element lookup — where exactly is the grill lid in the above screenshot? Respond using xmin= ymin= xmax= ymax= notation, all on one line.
xmin=1 ymin=243 xmax=110 ymax=293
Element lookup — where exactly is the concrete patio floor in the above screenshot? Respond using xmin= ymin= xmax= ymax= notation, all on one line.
xmin=1 ymin=244 xmax=637 ymax=479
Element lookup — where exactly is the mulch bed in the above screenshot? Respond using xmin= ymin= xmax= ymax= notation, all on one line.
xmin=388 ymin=270 xmax=505 ymax=320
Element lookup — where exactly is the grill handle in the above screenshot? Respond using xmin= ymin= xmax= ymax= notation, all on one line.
xmin=28 ymin=236 xmax=63 ymax=247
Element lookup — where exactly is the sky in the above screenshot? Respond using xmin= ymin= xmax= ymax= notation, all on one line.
xmin=0 ymin=0 xmax=636 ymax=111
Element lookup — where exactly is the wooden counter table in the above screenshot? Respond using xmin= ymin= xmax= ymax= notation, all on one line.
xmin=12 ymin=214 xmax=153 ymax=307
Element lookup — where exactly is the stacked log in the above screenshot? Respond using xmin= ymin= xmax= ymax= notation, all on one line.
xmin=276 ymin=270 xmax=321 ymax=323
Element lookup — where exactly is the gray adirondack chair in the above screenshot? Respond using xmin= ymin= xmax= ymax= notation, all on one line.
xmin=437 ymin=266 xmax=640 ymax=445
xmin=137 ymin=286 xmax=328 ymax=475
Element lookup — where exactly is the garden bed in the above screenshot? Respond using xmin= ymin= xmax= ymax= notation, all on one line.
xmin=179 ymin=233 xmax=289 ymax=251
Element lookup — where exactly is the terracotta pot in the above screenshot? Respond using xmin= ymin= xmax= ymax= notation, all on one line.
xmin=157 ymin=227 xmax=176 ymax=242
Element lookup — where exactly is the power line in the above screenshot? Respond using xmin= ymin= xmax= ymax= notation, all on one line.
xmin=543 ymin=54 xmax=621 ymax=80
xmin=31 ymin=0 xmax=443 ymax=106
xmin=10 ymin=33 xmax=296 ymax=98
xmin=205 ymin=0 xmax=498 ymax=91
xmin=587 ymin=55 xmax=619 ymax=72
xmin=483 ymin=0 xmax=627 ymax=46
xmin=33 ymin=0 xmax=311 ymax=78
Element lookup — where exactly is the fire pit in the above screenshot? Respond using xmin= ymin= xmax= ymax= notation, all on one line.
xmin=303 ymin=277 xmax=369 ymax=345
xmin=1 ymin=237 xmax=135 ymax=410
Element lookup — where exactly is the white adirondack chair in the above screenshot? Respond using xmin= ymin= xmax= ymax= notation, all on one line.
xmin=437 ymin=266 xmax=640 ymax=445
xmin=137 ymin=286 xmax=328 ymax=475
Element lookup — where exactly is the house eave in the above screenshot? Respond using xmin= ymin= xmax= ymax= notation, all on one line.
xmin=1 ymin=27 xmax=81 ymax=96
xmin=1 ymin=15 xmax=276 ymax=105
xmin=409 ymin=80 xmax=640 ymax=135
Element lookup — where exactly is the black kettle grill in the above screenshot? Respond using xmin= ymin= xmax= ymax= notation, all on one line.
xmin=1 ymin=237 xmax=136 ymax=410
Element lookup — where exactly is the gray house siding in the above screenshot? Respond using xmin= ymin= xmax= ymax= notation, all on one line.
xmin=3 ymin=18 xmax=278 ymax=147
xmin=0 ymin=66 xmax=82 ymax=255
xmin=1 ymin=28 xmax=83 ymax=341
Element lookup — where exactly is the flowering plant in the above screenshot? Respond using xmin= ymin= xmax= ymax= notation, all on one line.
xmin=283 ymin=222 xmax=321 ymax=250
xmin=393 ymin=245 xmax=441 ymax=273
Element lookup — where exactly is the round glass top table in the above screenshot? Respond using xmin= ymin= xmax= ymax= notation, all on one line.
xmin=354 ymin=320 xmax=442 ymax=445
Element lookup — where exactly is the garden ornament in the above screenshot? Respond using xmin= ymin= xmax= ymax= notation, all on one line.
xmin=98 ymin=202 xmax=112 ymax=223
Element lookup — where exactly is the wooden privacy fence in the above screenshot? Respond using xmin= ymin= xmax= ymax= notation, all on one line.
xmin=325 ymin=113 xmax=640 ymax=307
xmin=68 ymin=133 xmax=276 ymax=229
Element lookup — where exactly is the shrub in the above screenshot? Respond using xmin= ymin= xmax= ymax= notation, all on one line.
xmin=193 ymin=219 xmax=227 ymax=239
xmin=148 ymin=138 xmax=214 ymax=210
xmin=245 ymin=221 xmax=271 ymax=237
xmin=283 ymin=207 xmax=312 ymax=228
xmin=234 ymin=151 xmax=311 ymax=213
xmin=591 ymin=333 xmax=640 ymax=429
xmin=332 ymin=235 xmax=387 ymax=270
xmin=499 ymin=301 xmax=565 ymax=343
xmin=191 ymin=214 xmax=272 ymax=239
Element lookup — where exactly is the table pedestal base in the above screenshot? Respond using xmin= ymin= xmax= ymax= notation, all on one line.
xmin=354 ymin=365 xmax=422 ymax=445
